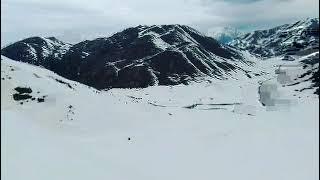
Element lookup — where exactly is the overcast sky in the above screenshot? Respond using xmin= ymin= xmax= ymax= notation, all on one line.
xmin=1 ymin=0 xmax=319 ymax=45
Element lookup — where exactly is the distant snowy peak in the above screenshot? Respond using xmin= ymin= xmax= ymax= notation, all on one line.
xmin=209 ymin=27 xmax=244 ymax=44
xmin=229 ymin=18 xmax=319 ymax=57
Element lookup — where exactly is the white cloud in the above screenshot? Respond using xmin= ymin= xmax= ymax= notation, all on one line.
xmin=1 ymin=0 xmax=318 ymax=45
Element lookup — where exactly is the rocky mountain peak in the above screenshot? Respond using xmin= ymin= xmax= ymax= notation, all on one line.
xmin=2 ymin=24 xmax=250 ymax=89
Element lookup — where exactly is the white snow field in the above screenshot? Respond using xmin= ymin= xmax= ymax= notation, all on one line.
xmin=1 ymin=55 xmax=319 ymax=180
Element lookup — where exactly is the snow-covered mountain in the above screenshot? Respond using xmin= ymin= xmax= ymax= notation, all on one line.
xmin=2 ymin=25 xmax=253 ymax=89
xmin=209 ymin=27 xmax=243 ymax=44
xmin=1 ymin=18 xmax=319 ymax=180
xmin=230 ymin=18 xmax=319 ymax=57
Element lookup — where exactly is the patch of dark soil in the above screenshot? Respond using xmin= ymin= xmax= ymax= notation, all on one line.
xmin=37 ymin=98 xmax=45 ymax=103
xmin=184 ymin=103 xmax=241 ymax=109
xmin=184 ymin=104 xmax=200 ymax=109
xmin=208 ymin=103 xmax=242 ymax=106
xmin=200 ymin=107 xmax=227 ymax=110
xmin=53 ymin=78 xmax=73 ymax=89
xmin=13 ymin=93 xmax=32 ymax=101
xmin=14 ymin=87 xmax=32 ymax=94
xmin=300 ymin=87 xmax=313 ymax=92
xmin=314 ymin=88 xmax=319 ymax=95
xmin=287 ymin=82 xmax=300 ymax=86
xmin=148 ymin=102 xmax=167 ymax=107
xmin=33 ymin=73 xmax=41 ymax=78
xmin=298 ymin=70 xmax=312 ymax=79
xmin=127 ymin=95 xmax=142 ymax=100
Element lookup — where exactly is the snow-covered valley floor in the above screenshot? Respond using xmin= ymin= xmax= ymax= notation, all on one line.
xmin=1 ymin=55 xmax=319 ymax=180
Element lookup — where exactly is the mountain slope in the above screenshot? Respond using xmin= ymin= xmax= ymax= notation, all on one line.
xmin=2 ymin=25 xmax=252 ymax=89
xmin=230 ymin=18 xmax=319 ymax=57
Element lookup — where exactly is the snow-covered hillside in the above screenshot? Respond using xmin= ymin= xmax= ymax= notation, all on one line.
xmin=1 ymin=54 xmax=318 ymax=180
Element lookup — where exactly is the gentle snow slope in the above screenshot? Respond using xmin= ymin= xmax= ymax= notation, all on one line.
xmin=1 ymin=56 xmax=319 ymax=180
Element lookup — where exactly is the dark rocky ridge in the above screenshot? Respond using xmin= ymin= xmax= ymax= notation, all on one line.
xmin=2 ymin=24 xmax=248 ymax=89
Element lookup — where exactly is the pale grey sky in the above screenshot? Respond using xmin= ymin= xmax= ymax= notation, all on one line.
xmin=1 ymin=0 xmax=319 ymax=46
